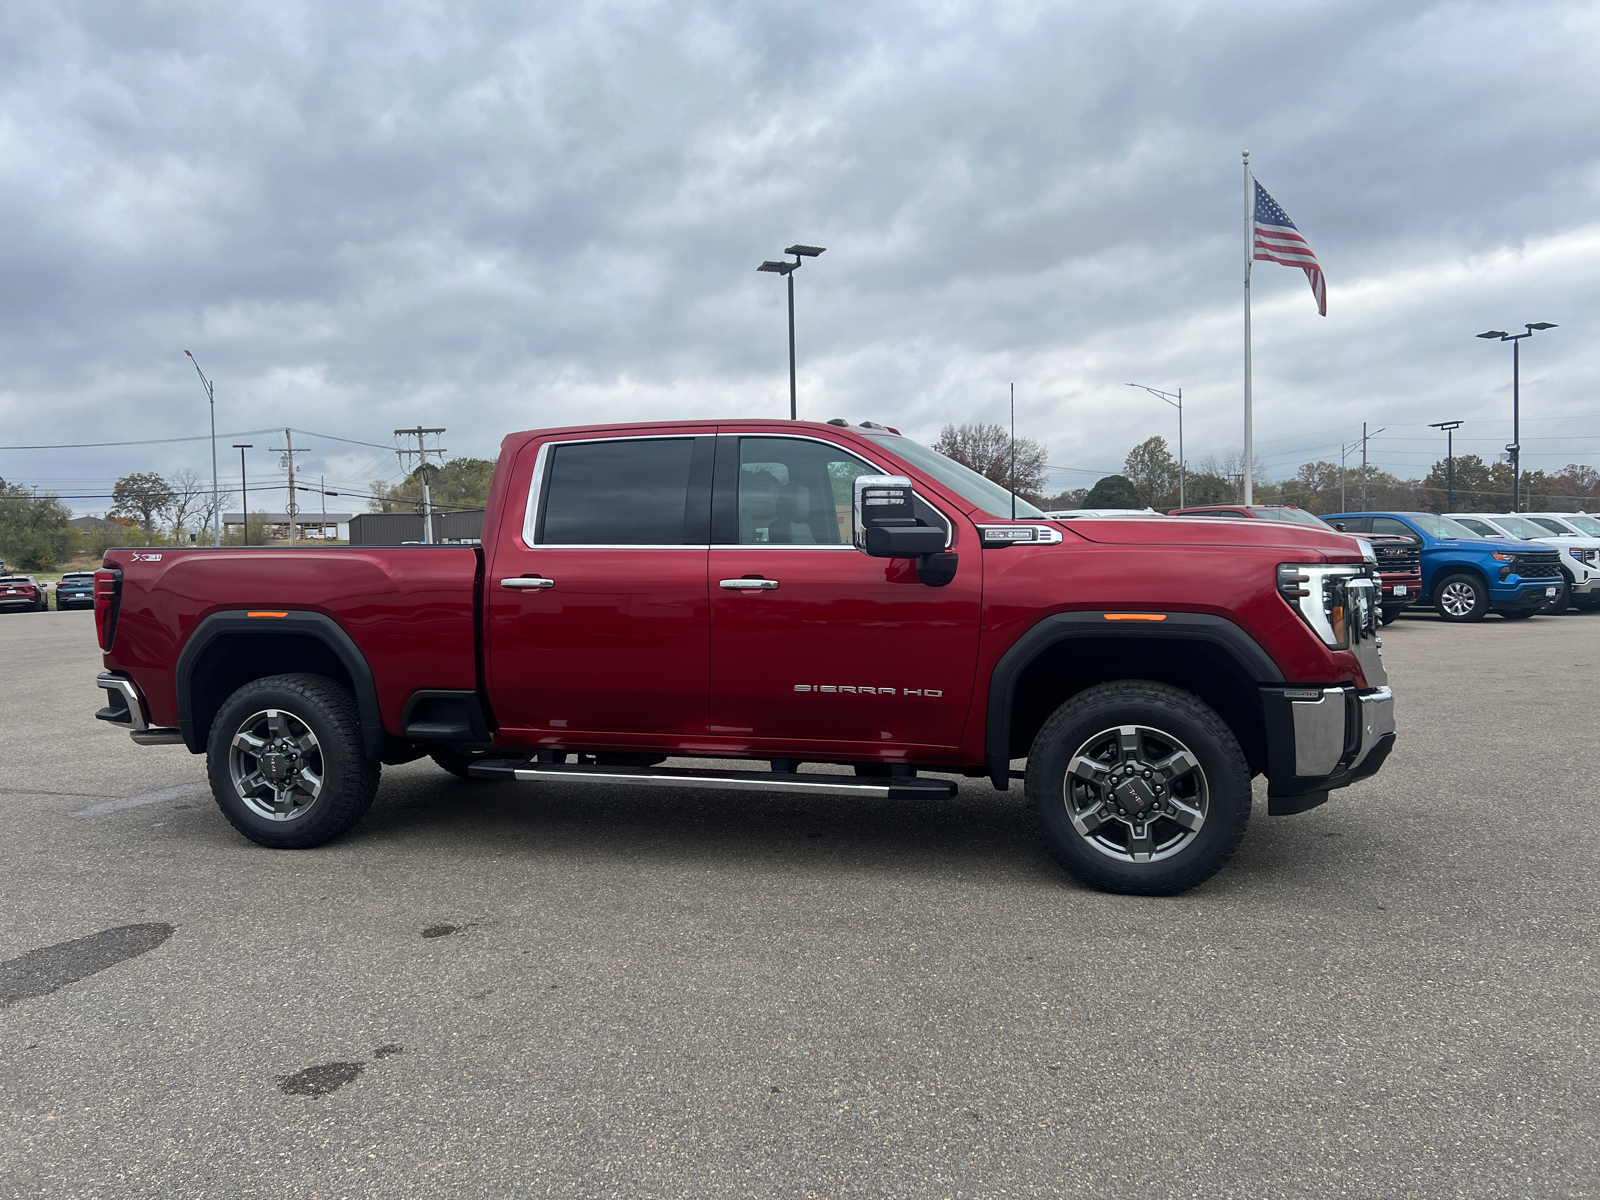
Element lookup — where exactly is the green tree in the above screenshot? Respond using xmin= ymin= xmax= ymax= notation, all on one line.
xmin=1082 ymin=474 xmax=1141 ymax=508
xmin=0 ymin=478 xmax=81 ymax=570
xmin=933 ymin=423 xmax=1049 ymax=502
xmin=370 ymin=457 xmax=496 ymax=513
xmin=1123 ymin=436 xmax=1181 ymax=510
xmin=111 ymin=472 xmax=176 ymax=532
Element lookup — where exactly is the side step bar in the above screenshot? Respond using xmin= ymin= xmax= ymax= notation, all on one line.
xmin=466 ymin=760 xmax=958 ymax=800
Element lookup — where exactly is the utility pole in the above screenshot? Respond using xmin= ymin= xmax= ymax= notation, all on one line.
xmin=1429 ymin=421 xmax=1463 ymax=512
xmin=232 ymin=444 xmax=253 ymax=545
xmin=184 ymin=351 xmax=222 ymax=546
xmin=1358 ymin=423 xmax=1386 ymax=511
xmin=395 ymin=426 xmax=448 ymax=544
xmin=270 ymin=428 xmax=307 ymax=545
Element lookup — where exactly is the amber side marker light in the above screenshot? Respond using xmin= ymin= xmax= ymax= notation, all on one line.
xmin=247 ymin=611 xmax=289 ymax=618
xmin=1102 ymin=613 xmax=1167 ymax=622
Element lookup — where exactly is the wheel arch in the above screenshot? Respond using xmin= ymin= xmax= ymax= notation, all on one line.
xmin=175 ymin=611 xmax=384 ymax=761
xmin=984 ymin=612 xmax=1285 ymax=790
xmin=1428 ymin=562 xmax=1490 ymax=601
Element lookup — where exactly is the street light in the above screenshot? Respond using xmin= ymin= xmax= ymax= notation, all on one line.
xmin=757 ymin=244 xmax=825 ymax=420
xmin=1477 ymin=322 xmax=1558 ymax=511
xmin=1126 ymin=384 xmax=1184 ymax=506
xmin=184 ymin=350 xmax=222 ymax=547
xmin=232 ymin=444 xmax=253 ymax=545
xmin=1427 ymin=421 xmax=1463 ymax=513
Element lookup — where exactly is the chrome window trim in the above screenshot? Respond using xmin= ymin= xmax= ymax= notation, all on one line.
xmin=519 ymin=430 xmax=955 ymax=551
xmin=520 ymin=433 xmax=706 ymax=549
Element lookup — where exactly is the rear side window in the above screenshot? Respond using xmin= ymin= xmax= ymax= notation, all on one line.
xmin=536 ymin=438 xmax=698 ymax=545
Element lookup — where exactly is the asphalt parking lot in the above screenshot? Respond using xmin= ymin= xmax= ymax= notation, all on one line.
xmin=2 ymin=606 xmax=1596 ymax=1198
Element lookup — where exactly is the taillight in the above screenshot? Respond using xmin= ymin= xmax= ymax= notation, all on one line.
xmin=94 ymin=568 xmax=122 ymax=650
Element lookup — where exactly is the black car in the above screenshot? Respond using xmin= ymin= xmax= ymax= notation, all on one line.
xmin=54 ymin=571 xmax=96 ymax=611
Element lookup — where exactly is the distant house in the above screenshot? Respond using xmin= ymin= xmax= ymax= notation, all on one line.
xmin=70 ymin=515 xmax=133 ymax=538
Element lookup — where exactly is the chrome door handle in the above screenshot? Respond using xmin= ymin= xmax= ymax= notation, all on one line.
xmin=501 ymin=576 xmax=555 ymax=590
xmin=719 ymin=578 xmax=778 ymax=590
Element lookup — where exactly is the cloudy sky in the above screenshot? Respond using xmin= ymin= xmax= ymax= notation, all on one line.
xmin=3 ymin=0 xmax=1598 ymax=513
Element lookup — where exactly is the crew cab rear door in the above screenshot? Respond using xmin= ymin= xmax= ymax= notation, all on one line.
xmin=485 ymin=432 xmax=715 ymax=739
xmin=706 ymin=434 xmax=981 ymax=751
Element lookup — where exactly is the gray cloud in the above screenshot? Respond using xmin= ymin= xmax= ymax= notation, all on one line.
xmin=2 ymin=0 xmax=1597 ymax=507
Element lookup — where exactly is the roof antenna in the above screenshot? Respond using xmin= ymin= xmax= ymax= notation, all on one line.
xmin=1010 ymin=382 xmax=1017 ymax=521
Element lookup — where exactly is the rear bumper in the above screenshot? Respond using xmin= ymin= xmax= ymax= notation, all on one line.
xmin=1260 ymin=684 xmax=1396 ymax=815
xmin=0 ymin=597 xmax=41 ymax=610
xmin=95 ymin=672 xmax=183 ymax=745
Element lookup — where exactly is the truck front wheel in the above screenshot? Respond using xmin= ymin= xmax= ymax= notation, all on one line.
xmin=1027 ymin=681 xmax=1251 ymax=896
xmin=205 ymin=673 xmax=381 ymax=849
xmin=1434 ymin=574 xmax=1487 ymax=622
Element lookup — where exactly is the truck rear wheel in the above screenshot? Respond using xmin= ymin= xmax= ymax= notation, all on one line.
xmin=205 ymin=673 xmax=380 ymax=849
xmin=1027 ymin=681 xmax=1250 ymax=896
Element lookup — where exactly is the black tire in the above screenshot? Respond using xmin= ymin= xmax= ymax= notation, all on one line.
xmin=205 ymin=673 xmax=380 ymax=848
xmin=1434 ymin=573 xmax=1488 ymax=622
xmin=1027 ymin=680 xmax=1251 ymax=896
xmin=1379 ymin=606 xmax=1401 ymax=626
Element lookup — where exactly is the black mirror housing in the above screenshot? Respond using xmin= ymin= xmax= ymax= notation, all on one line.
xmin=864 ymin=526 xmax=946 ymax=557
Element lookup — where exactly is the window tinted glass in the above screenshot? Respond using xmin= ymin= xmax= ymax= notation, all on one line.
xmin=1529 ymin=517 xmax=1569 ymax=535
xmin=737 ymin=438 xmax=873 ymax=544
xmin=1258 ymin=507 xmax=1332 ymax=528
xmin=539 ymin=438 xmax=696 ymax=545
xmin=1370 ymin=517 xmax=1420 ymax=539
xmin=1454 ymin=518 xmax=1494 ymax=537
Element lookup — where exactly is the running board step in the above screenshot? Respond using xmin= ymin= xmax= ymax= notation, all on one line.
xmin=466 ymin=760 xmax=958 ymax=800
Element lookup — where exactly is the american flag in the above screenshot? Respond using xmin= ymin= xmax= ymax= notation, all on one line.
xmin=1253 ymin=180 xmax=1326 ymax=316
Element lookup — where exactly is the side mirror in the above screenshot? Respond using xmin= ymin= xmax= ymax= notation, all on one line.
xmin=853 ymin=476 xmax=945 ymax=558
xmin=1333 ymin=522 xmax=1347 ymax=532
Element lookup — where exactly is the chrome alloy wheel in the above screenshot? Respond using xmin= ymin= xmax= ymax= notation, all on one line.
xmin=1439 ymin=581 xmax=1478 ymax=618
xmin=1062 ymin=725 xmax=1208 ymax=863
xmin=227 ymin=708 xmax=325 ymax=822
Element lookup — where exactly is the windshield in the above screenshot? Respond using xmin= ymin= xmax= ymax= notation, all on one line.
xmin=1561 ymin=514 xmax=1600 ymax=536
xmin=1403 ymin=513 xmax=1482 ymax=540
xmin=1257 ymin=507 xmax=1333 ymax=529
xmin=1494 ymin=514 xmax=1555 ymax=539
xmin=859 ymin=431 xmax=1045 ymax=518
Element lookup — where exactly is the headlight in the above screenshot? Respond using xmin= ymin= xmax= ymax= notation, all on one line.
xmin=1491 ymin=551 xmax=1515 ymax=562
xmin=1355 ymin=537 xmax=1377 ymax=563
xmin=1278 ymin=563 xmax=1375 ymax=648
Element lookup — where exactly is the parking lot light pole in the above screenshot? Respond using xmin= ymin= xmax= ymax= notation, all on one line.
xmin=184 ymin=350 xmax=222 ymax=546
xmin=232 ymin=444 xmax=253 ymax=545
xmin=1428 ymin=421 xmax=1463 ymax=513
xmin=1477 ymin=323 xmax=1557 ymax=511
xmin=1126 ymin=384 xmax=1184 ymax=506
xmin=757 ymin=244 xmax=825 ymax=419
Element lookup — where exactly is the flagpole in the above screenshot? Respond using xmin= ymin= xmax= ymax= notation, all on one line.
xmin=1243 ymin=149 xmax=1254 ymax=505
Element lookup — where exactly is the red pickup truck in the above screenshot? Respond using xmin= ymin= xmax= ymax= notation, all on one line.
xmin=92 ymin=419 xmax=1395 ymax=895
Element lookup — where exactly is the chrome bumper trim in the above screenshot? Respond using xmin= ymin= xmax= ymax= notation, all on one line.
xmin=1350 ymin=686 xmax=1395 ymax=773
xmin=96 ymin=671 xmax=149 ymax=731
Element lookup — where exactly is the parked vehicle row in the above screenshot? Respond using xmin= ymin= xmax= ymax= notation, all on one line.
xmin=0 ymin=575 xmax=50 ymax=613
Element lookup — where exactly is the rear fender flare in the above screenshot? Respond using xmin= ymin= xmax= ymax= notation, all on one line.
xmin=175 ymin=610 xmax=384 ymax=760
xmin=984 ymin=611 xmax=1285 ymax=790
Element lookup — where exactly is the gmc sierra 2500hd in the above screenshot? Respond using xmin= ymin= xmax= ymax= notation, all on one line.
xmin=91 ymin=419 xmax=1395 ymax=895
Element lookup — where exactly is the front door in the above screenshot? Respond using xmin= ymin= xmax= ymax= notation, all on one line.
xmin=486 ymin=433 xmax=714 ymax=742
xmin=707 ymin=435 xmax=982 ymax=754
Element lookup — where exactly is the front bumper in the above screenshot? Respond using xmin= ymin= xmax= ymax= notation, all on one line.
xmin=1492 ymin=582 xmax=1563 ymax=611
xmin=1261 ymin=684 xmax=1396 ymax=815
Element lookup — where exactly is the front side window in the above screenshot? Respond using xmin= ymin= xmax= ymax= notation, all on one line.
xmin=1529 ymin=517 xmax=1573 ymax=536
xmin=1453 ymin=518 xmax=1495 ymax=537
xmin=536 ymin=438 xmax=697 ymax=545
xmin=736 ymin=438 xmax=875 ymax=544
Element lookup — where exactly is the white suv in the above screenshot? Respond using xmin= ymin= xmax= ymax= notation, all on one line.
xmin=1448 ymin=513 xmax=1600 ymax=612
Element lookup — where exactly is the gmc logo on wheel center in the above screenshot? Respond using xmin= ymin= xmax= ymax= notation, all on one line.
xmin=793 ymin=685 xmax=944 ymax=697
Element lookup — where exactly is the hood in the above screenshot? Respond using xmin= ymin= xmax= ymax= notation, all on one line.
xmin=1060 ymin=516 xmax=1365 ymax=557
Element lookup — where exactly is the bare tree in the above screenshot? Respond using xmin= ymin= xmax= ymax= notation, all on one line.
xmin=165 ymin=469 xmax=211 ymax=537
xmin=933 ymin=423 xmax=1049 ymax=501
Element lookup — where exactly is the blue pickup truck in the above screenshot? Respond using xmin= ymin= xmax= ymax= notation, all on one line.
xmin=1323 ymin=511 xmax=1562 ymax=622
